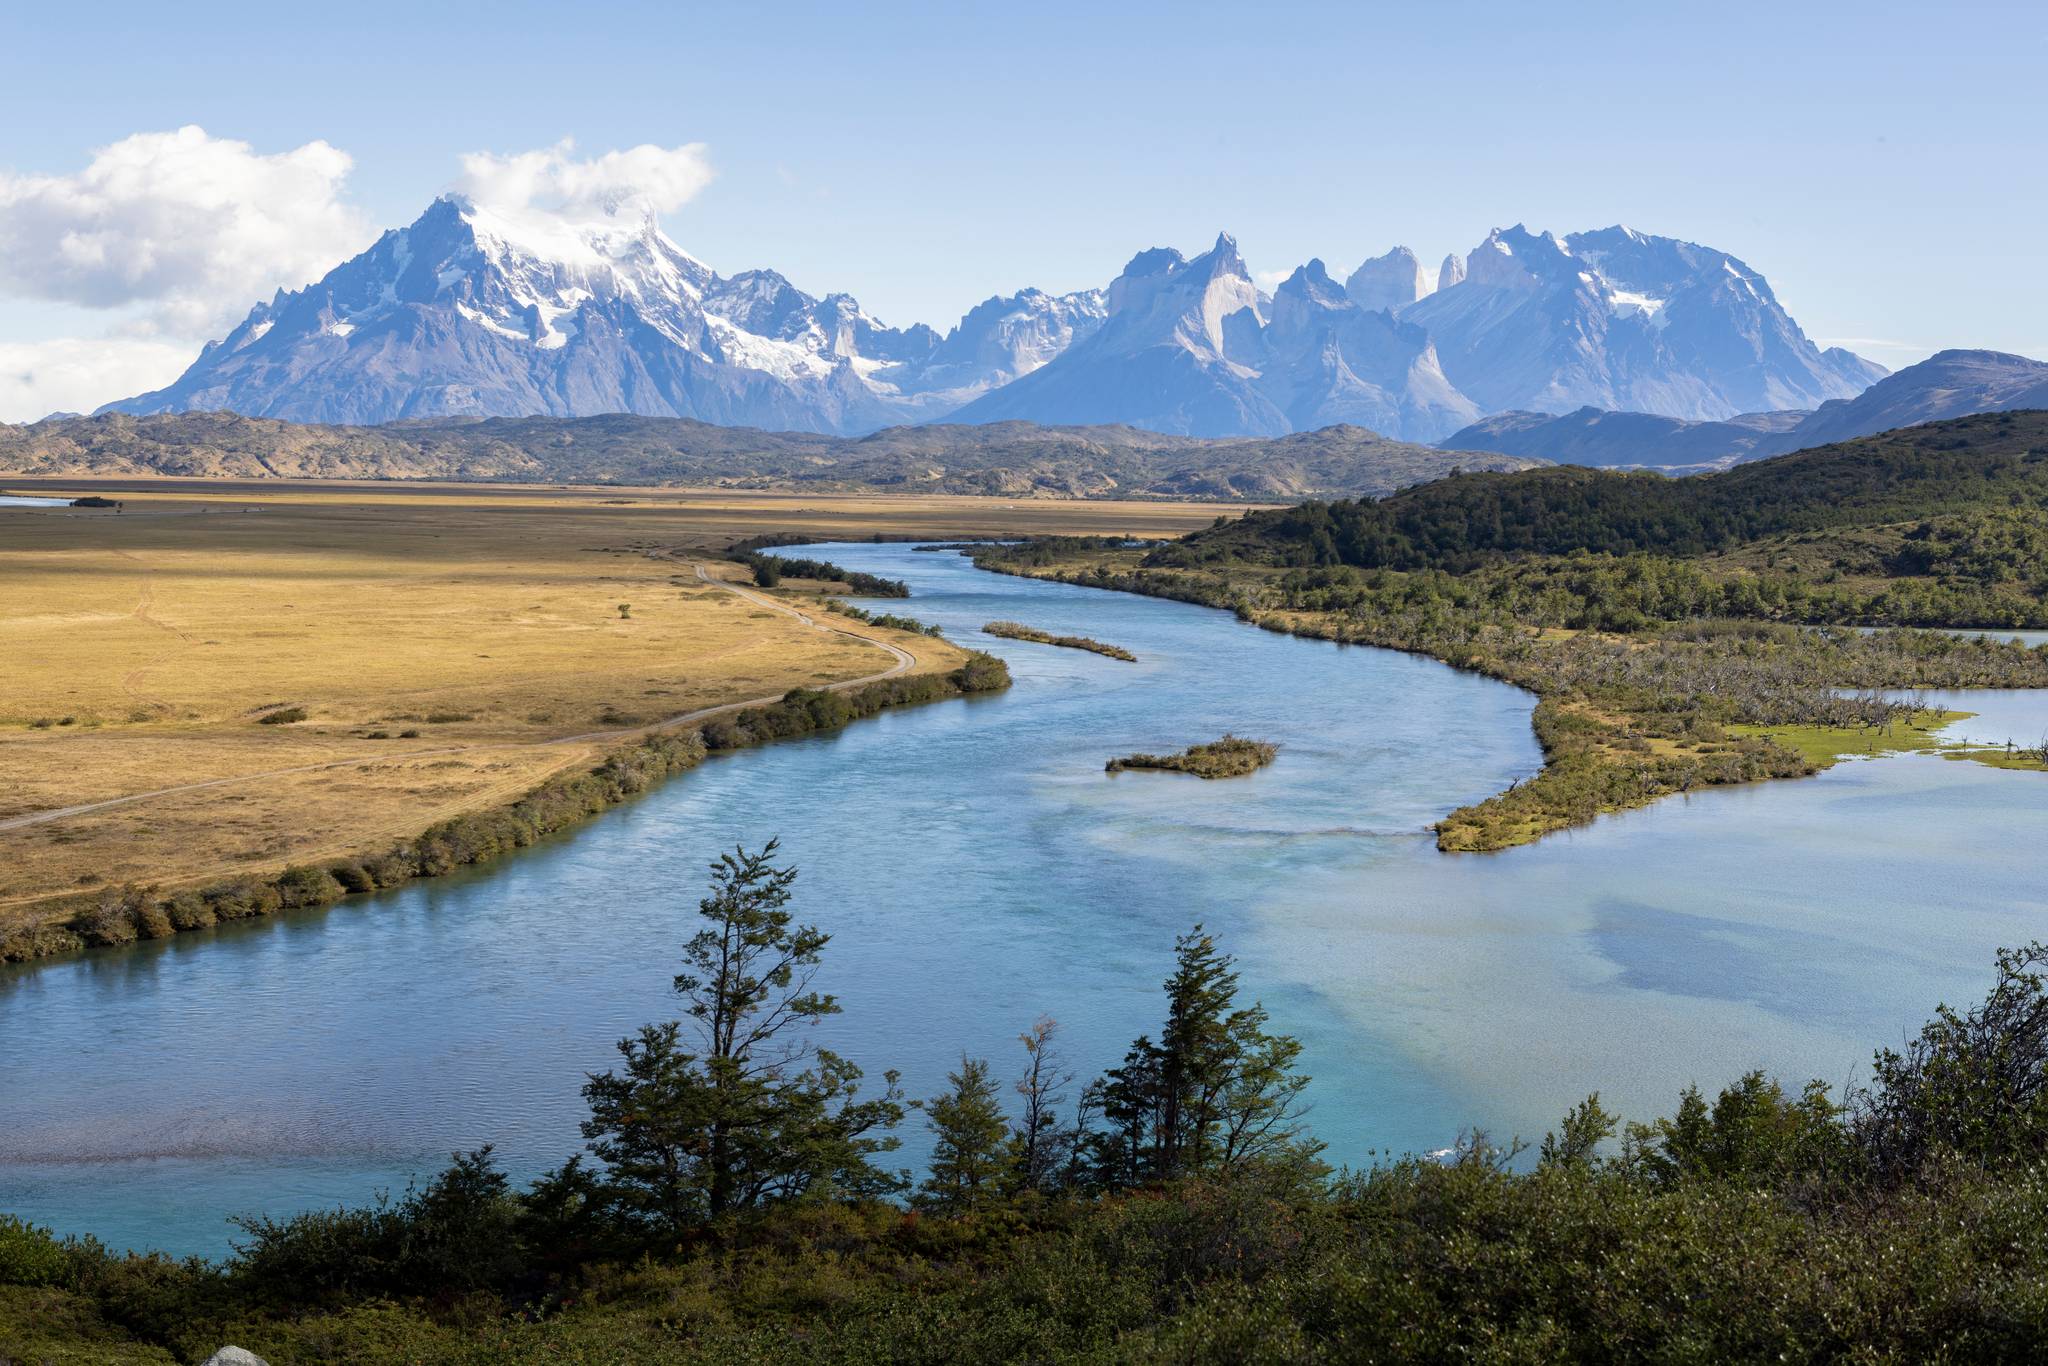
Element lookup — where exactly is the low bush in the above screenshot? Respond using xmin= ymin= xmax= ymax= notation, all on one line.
xmin=162 ymin=892 xmax=215 ymax=932
xmin=256 ymin=707 xmax=307 ymax=725
xmin=274 ymin=866 xmax=345 ymax=910
xmin=202 ymin=879 xmax=283 ymax=922
xmin=0 ymin=1217 xmax=67 ymax=1288
xmin=326 ymin=862 xmax=376 ymax=894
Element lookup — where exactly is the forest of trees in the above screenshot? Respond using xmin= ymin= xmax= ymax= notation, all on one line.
xmin=1158 ymin=411 xmax=2048 ymax=589
xmin=10 ymin=842 xmax=2048 ymax=1362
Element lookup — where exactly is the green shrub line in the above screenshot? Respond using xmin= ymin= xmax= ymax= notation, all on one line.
xmin=0 ymin=653 xmax=1010 ymax=967
xmin=825 ymin=601 xmax=946 ymax=636
xmin=983 ymin=620 xmax=1137 ymax=660
xmin=736 ymin=550 xmax=910 ymax=598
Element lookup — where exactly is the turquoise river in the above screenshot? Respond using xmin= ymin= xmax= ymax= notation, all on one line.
xmin=3 ymin=543 xmax=2045 ymax=1256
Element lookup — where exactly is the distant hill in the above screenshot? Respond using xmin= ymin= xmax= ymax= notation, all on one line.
xmin=1165 ymin=410 xmax=2048 ymax=570
xmin=1777 ymin=349 xmax=2048 ymax=451
xmin=1441 ymin=407 xmax=1807 ymax=470
xmin=1440 ymin=350 xmax=2048 ymax=470
xmin=0 ymin=412 xmax=1539 ymax=502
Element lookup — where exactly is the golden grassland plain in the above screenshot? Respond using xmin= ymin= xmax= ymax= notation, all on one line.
xmin=0 ymin=481 xmax=1246 ymax=939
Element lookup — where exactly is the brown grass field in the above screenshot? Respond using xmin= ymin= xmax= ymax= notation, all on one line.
xmin=0 ymin=479 xmax=1242 ymax=936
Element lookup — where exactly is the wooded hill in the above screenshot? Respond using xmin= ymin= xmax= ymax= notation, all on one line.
xmin=1163 ymin=410 xmax=2048 ymax=576
xmin=0 ymin=412 xmax=1538 ymax=501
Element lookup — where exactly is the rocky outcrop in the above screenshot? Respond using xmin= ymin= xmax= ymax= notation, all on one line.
xmin=1343 ymin=247 xmax=1429 ymax=313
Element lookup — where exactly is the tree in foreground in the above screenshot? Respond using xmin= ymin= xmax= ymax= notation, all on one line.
xmin=1082 ymin=924 xmax=1324 ymax=1188
xmin=579 ymin=840 xmax=903 ymax=1238
xmin=1012 ymin=1015 xmax=1076 ymax=1193
xmin=913 ymin=1056 xmax=1014 ymax=1212
xmin=1851 ymin=939 xmax=2048 ymax=1181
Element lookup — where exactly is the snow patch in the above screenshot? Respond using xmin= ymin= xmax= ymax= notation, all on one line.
xmin=1607 ymin=288 xmax=1669 ymax=327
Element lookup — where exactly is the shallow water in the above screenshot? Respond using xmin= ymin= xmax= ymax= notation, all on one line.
xmin=4 ymin=544 xmax=2046 ymax=1257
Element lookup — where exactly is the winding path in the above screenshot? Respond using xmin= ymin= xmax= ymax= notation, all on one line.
xmin=0 ymin=564 xmax=919 ymax=835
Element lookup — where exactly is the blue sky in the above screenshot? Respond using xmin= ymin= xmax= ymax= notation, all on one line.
xmin=1 ymin=0 xmax=2043 ymax=418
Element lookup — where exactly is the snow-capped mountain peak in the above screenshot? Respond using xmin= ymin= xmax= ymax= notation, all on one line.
xmin=1403 ymin=223 xmax=1884 ymax=418
xmin=102 ymin=209 xmax=1882 ymax=442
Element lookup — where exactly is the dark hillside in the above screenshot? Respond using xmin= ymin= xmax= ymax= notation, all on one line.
xmin=1161 ymin=410 xmax=2048 ymax=571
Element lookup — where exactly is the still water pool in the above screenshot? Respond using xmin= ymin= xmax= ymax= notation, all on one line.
xmin=4 ymin=543 xmax=2045 ymax=1256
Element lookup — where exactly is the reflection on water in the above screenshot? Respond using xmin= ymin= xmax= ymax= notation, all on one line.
xmin=4 ymin=544 xmax=2045 ymax=1257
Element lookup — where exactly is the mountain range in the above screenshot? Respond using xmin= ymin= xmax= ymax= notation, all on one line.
xmin=99 ymin=197 xmax=1886 ymax=443
xmin=1441 ymin=349 xmax=2048 ymax=469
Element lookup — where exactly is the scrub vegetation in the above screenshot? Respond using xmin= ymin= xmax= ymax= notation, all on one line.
xmin=983 ymin=620 xmax=1137 ymax=660
xmin=8 ymin=842 xmax=2048 ymax=1363
xmin=974 ymin=413 xmax=2048 ymax=849
xmin=1107 ymin=734 xmax=1277 ymax=778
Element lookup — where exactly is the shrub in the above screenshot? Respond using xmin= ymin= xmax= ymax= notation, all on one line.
xmin=229 ymin=1148 xmax=525 ymax=1307
xmin=0 ymin=1216 xmax=67 ymax=1287
xmin=360 ymin=852 xmax=417 ymax=890
xmin=132 ymin=901 xmax=175 ymax=939
xmin=73 ymin=886 xmax=148 ymax=946
xmin=327 ymin=861 xmax=376 ymax=894
xmin=204 ymin=878 xmax=283 ymax=921
xmin=257 ymin=706 xmax=308 ymax=725
xmin=275 ymin=865 xmax=345 ymax=909
xmin=163 ymin=892 xmax=216 ymax=931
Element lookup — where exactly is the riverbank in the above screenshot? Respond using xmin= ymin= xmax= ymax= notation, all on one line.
xmin=0 ymin=483 xmax=1225 ymax=941
xmin=968 ymin=543 xmax=2048 ymax=850
xmin=0 ymin=650 xmax=1010 ymax=966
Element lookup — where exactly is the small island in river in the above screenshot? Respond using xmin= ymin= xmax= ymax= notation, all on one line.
xmin=1107 ymin=734 xmax=1277 ymax=778
xmin=985 ymin=620 xmax=1137 ymax=661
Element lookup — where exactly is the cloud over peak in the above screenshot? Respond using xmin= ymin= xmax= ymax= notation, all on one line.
xmin=455 ymin=139 xmax=714 ymax=222
xmin=0 ymin=125 xmax=371 ymax=333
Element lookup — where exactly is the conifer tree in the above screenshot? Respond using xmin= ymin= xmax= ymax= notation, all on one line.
xmin=914 ymin=1056 xmax=1014 ymax=1211
xmin=1084 ymin=925 xmax=1322 ymax=1188
xmin=579 ymin=840 xmax=903 ymax=1236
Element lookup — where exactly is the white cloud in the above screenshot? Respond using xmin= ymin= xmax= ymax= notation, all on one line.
xmin=0 ymin=335 xmax=194 ymax=423
xmin=456 ymin=139 xmax=713 ymax=221
xmin=0 ymin=126 xmax=372 ymax=335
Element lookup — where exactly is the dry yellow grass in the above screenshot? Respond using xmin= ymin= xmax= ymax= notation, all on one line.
xmin=0 ymin=481 xmax=1242 ymax=926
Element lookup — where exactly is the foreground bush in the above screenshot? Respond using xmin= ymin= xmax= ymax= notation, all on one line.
xmin=11 ymin=896 xmax=2048 ymax=1361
